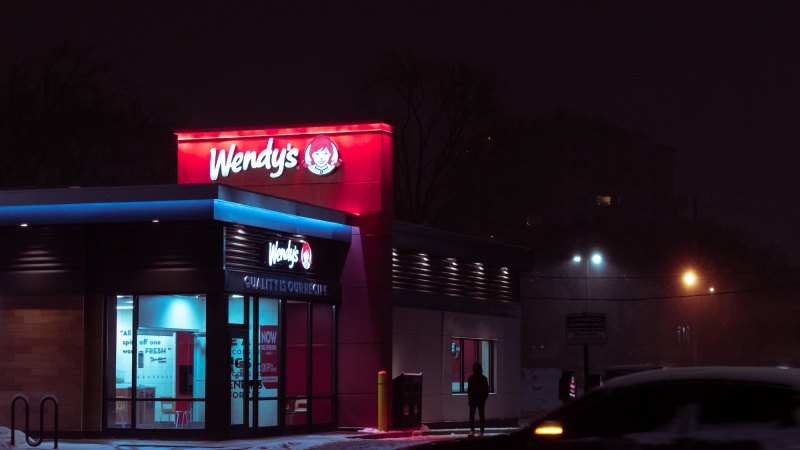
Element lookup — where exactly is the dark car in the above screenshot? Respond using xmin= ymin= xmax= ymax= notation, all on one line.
xmin=602 ymin=363 xmax=663 ymax=382
xmin=525 ymin=366 xmax=800 ymax=449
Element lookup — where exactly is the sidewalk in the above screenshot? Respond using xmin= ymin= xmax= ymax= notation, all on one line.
xmin=2 ymin=426 xmax=523 ymax=450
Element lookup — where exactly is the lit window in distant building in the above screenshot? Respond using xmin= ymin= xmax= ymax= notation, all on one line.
xmin=451 ymin=338 xmax=494 ymax=394
xmin=596 ymin=195 xmax=612 ymax=206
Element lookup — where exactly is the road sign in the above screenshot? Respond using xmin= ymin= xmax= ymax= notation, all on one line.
xmin=566 ymin=313 xmax=607 ymax=345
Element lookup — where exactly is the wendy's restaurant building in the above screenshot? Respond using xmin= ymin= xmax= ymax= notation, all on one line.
xmin=0 ymin=122 xmax=529 ymax=440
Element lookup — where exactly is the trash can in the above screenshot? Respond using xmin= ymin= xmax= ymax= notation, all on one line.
xmin=392 ymin=372 xmax=422 ymax=430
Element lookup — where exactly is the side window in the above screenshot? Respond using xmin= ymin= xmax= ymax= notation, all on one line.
xmin=697 ymin=383 xmax=796 ymax=425
xmin=450 ymin=338 xmax=494 ymax=394
xmin=561 ymin=384 xmax=691 ymax=438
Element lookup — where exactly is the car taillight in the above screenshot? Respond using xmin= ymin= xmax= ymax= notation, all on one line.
xmin=533 ymin=421 xmax=563 ymax=436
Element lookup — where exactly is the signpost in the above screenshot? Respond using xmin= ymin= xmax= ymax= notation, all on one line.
xmin=566 ymin=314 xmax=607 ymax=345
xmin=566 ymin=313 xmax=607 ymax=392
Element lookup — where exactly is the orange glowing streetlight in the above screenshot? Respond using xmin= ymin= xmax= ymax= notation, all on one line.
xmin=682 ymin=270 xmax=698 ymax=288
xmin=681 ymin=268 xmax=700 ymax=365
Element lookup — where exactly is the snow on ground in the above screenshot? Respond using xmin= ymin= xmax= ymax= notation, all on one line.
xmin=0 ymin=427 xmax=501 ymax=450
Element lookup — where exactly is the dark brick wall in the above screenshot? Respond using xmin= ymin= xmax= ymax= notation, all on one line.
xmin=83 ymin=293 xmax=105 ymax=432
xmin=0 ymin=295 xmax=85 ymax=432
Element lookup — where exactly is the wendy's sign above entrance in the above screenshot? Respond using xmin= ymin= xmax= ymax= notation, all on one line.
xmin=208 ymin=135 xmax=342 ymax=181
xmin=176 ymin=122 xmax=392 ymax=217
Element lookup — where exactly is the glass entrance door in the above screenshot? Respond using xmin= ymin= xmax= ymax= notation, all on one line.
xmin=227 ymin=295 xmax=333 ymax=431
xmin=229 ymin=296 xmax=281 ymax=431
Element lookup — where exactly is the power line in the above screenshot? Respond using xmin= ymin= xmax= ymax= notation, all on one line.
xmin=521 ymin=281 xmax=800 ymax=302
xmin=698 ymin=203 xmax=800 ymax=217
xmin=522 ymin=266 xmax=800 ymax=280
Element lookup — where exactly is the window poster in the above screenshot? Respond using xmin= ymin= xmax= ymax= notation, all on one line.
xmin=259 ymin=325 xmax=279 ymax=390
xmin=136 ymin=333 xmax=176 ymax=398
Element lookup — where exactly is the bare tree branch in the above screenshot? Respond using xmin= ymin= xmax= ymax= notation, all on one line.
xmin=0 ymin=47 xmax=175 ymax=188
xmin=361 ymin=53 xmax=502 ymax=225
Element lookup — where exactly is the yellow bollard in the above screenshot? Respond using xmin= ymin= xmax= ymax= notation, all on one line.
xmin=377 ymin=370 xmax=388 ymax=431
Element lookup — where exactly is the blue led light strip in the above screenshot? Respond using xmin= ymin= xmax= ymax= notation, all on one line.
xmin=0 ymin=199 xmax=351 ymax=242
xmin=212 ymin=199 xmax=350 ymax=241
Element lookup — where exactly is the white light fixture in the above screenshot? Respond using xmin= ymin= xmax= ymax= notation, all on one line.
xmin=591 ymin=253 xmax=603 ymax=265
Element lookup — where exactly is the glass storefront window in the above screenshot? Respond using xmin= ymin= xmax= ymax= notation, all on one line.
xmin=115 ymin=296 xmax=134 ymax=385
xmin=257 ymin=400 xmax=279 ymax=427
xmin=256 ymin=298 xmax=280 ymax=401
xmin=136 ymin=295 xmax=206 ymax=429
xmin=249 ymin=298 xmax=280 ymax=427
xmin=311 ymin=398 xmax=333 ymax=425
xmin=109 ymin=293 xmax=336 ymax=432
xmin=311 ymin=303 xmax=334 ymax=425
xmin=285 ymin=302 xmax=308 ymax=398
xmin=311 ymin=303 xmax=333 ymax=397
xmin=229 ymin=295 xmax=245 ymax=324
xmin=230 ymin=335 xmax=245 ymax=426
xmin=284 ymin=301 xmax=308 ymax=426
xmin=107 ymin=296 xmax=134 ymax=429
xmin=106 ymin=294 xmax=207 ymax=430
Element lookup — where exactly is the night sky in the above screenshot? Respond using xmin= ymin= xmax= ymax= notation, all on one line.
xmin=4 ymin=1 xmax=800 ymax=258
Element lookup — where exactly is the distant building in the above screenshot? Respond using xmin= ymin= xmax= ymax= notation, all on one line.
xmin=504 ymin=118 xmax=800 ymax=395
xmin=445 ymin=117 xmax=675 ymax=257
xmin=479 ymin=117 xmax=681 ymax=391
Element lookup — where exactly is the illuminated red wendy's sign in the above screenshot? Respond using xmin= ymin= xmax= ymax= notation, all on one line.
xmin=176 ymin=122 xmax=393 ymax=216
xmin=207 ymin=134 xmax=342 ymax=181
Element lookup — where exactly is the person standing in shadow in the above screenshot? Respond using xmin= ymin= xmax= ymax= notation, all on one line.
xmin=468 ymin=362 xmax=490 ymax=436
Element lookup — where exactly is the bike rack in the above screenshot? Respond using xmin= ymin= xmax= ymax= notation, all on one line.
xmin=10 ymin=393 xmax=59 ymax=449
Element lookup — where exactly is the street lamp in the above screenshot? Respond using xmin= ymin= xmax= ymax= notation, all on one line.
xmin=681 ymin=269 xmax=699 ymax=365
xmin=682 ymin=270 xmax=698 ymax=288
xmin=572 ymin=251 xmax=603 ymax=390
xmin=574 ymin=252 xmax=603 ymax=309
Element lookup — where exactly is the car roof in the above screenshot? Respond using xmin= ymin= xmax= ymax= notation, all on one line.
xmin=603 ymin=366 xmax=800 ymax=390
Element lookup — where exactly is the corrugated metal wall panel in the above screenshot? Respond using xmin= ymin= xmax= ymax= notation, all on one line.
xmin=392 ymin=248 xmax=518 ymax=302
xmin=0 ymin=226 xmax=84 ymax=272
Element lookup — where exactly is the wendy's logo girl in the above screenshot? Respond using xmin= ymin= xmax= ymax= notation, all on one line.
xmin=300 ymin=242 xmax=312 ymax=270
xmin=303 ymin=135 xmax=342 ymax=176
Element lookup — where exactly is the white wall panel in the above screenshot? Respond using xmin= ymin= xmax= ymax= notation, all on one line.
xmin=393 ymin=306 xmax=520 ymax=424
